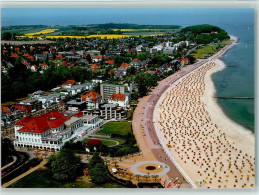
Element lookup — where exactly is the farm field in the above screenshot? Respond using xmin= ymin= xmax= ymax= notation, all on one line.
xmin=17 ymin=34 xmax=166 ymax=39
xmin=25 ymin=29 xmax=59 ymax=36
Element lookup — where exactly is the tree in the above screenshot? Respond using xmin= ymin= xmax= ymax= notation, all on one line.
xmin=2 ymin=32 xmax=12 ymax=40
xmin=1 ymin=138 xmax=16 ymax=166
xmin=88 ymin=152 xmax=109 ymax=184
xmin=93 ymin=82 xmax=100 ymax=94
xmin=50 ymin=149 xmax=81 ymax=181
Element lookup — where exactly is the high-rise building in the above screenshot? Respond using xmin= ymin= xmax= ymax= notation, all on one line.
xmin=100 ymin=84 xmax=125 ymax=102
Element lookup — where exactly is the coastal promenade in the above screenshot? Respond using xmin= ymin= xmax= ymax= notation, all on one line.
xmin=133 ymin=35 xmax=254 ymax=188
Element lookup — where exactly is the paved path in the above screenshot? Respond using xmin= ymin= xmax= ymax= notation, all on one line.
xmin=1 ymin=159 xmax=47 ymax=188
xmin=1 ymin=156 xmax=17 ymax=170
xmin=131 ymin=161 xmax=170 ymax=176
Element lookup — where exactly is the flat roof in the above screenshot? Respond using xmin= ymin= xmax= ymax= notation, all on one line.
xmin=67 ymin=100 xmax=86 ymax=105
xmin=65 ymin=116 xmax=80 ymax=126
xmin=81 ymin=115 xmax=98 ymax=120
xmin=102 ymin=103 xmax=118 ymax=108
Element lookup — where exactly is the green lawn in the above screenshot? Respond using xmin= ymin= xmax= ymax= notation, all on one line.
xmin=98 ymin=122 xmax=132 ymax=136
xmin=192 ymin=45 xmax=218 ymax=59
xmin=221 ymin=39 xmax=232 ymax=45
xmin=130 ymin=99 xmax=139 ymax=104
xmin=9 ymin=169 xmax=125 ymax=188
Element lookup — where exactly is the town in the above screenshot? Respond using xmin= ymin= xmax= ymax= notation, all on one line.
xmin=1 ymin=23 xmax=231 ymax=188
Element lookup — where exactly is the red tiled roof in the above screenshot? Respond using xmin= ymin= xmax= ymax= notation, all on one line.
xmin=91 ymin=64 xmax=99 ymax=70
xmin=43 ymin=51 xmax=49 ymax=54
xmin=120 ymin=63 xmax=130 ymax=68
xmin=133 ymin=58 xmax=139 ymax=62
xmin=11 ymin=104 xmax=30 ymax=113
xmin=56 ymin=55 xmax=63 ymax=59
xmin=2 ymin=106 xmax=12 ymax=114
xmin=93 ymin=55 xmax=102 ymax=59
xmin=62 ymin=61 xmax=67 ymax=66
xmin=23 ymin=53 xmax=30 ymax=57
xmin=181 ymin=58 xmax=189 ymax=62
xmin=81 ymin=91 xmax=100 ymax=102
xmin=41 ymin=62 xmax=48 ymax=67
xmin=110 ymin=93 xmax=125 ymax=101
xmin=3 ymin=50 xmax=8 ymax=54
xmin=15 ymin=48 xmax=20 ymax=51
xmin=15 ymin=111 xmax=70 ymax=134
xmin=64 ymin=80 xmax=76 ymax=85
xmin=106 ymin=60 xmax=114 ymax=65
xmin=10 ymin=53 xmax=19 ymax=58
xmin=27 ymin=55 xmax=34 ymax=60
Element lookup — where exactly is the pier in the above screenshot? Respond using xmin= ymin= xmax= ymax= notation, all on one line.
xmin=214 ymin=96 xmax=254 ymax=100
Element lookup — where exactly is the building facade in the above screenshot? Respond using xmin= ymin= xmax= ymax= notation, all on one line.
xmin=100 ymin=84 xmax=125 ymax=102
xmin=14 ymin=111 xmax=84 ymax=151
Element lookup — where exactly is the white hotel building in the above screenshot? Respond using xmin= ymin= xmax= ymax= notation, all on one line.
xmin=14 ymin=111 xmax=85 ymax=151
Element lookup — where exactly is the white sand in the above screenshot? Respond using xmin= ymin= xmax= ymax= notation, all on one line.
xmin=153 ymin=59 xmax=255 ymax=189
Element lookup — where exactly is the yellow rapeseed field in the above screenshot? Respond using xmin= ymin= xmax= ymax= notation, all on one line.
xmin=25 ymin=29 xmax=59 ymax=36
xmin=19 ymin=33 xmax=164 ymax=40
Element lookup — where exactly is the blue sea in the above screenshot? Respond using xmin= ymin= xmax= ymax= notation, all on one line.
xmin=1 ymin=8 xmax=255 ymax=130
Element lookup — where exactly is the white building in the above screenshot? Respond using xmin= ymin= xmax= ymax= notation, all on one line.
xmin=81 ymin=115 xmax=103 ymax=129
xmin=14 ymin=111 xmax=85 ymax=151
xmin=108 ymin=93 xmax=129 ymax=109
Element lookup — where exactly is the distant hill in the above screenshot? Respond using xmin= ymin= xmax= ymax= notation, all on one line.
xmin=181 ymin=24 xmax=229 ymax=44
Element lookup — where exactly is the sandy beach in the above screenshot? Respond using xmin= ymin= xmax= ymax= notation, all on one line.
xmin=153 ymin=54 xmax=255 ymax=188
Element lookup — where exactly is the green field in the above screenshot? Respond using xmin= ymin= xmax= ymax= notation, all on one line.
xmin=221 ymin=39 xmax=232 ymax=45
xmin=9 ymin=169 xmax=124 ymax=188
xmin=192 ymin=45 xmax=218 ymax=59
xmin=98 ymin=122 xmax=132 ymax=136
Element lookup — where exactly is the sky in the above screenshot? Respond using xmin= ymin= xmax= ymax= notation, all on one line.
xmin=1 ymin=8 xmax=254 ymax=27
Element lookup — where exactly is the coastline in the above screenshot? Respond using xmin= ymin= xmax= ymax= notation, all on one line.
xmin=202 ymin=59 xmax=254 ymax=151
xmin=152 ymin=36 xmax=255 ymax=188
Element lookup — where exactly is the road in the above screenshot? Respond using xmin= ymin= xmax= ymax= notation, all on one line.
xmin=1 ymin=151 xmax=30 ymax=183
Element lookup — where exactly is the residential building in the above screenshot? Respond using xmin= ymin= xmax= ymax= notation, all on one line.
xmin=81 ymin=91 xmax=102 ymax=110
xmin=62 ymin=80 xmax=76 ymax=89
xmin=100 ymin=103 xmax=127 ymax=120
xmin=18 ymin=99 xmax=42 ymax=113
xmin=37 ymin=94 xmax=61 ymax=109
xmin=100 ymin=84 xmax=125 ymax=102
xmin=66 ymin=99 xmax=87 ymax=112
xmin=108 ymin=93 xmax=130 ymax=109
xmin=130 ymin=58 xmax=143 ymax=70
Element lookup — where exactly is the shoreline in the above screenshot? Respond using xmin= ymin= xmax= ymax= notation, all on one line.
xmin=202 ymin=59 xmax=254 ymax=154
xmin=152 ymin=35 xmax=255 ymax=188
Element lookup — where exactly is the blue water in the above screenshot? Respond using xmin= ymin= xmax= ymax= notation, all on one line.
xmin=1 ymin=8 xmax=254 ymax=130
